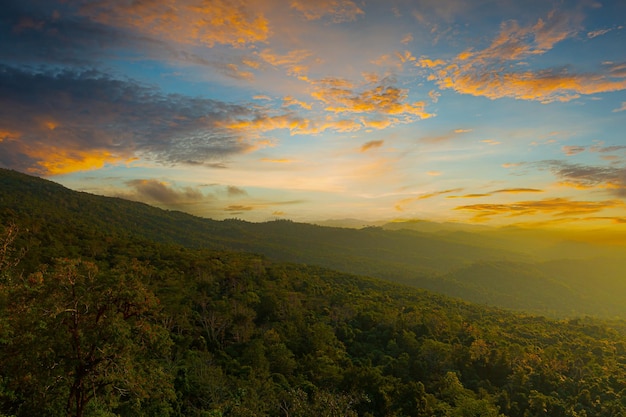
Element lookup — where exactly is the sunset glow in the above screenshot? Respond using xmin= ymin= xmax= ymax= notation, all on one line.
xmin=1 ymin=0 xmax=625 ymax=228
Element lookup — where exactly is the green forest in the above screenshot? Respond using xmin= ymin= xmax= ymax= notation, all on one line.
xmin=2 ymin=168 xmax=626 ymax=416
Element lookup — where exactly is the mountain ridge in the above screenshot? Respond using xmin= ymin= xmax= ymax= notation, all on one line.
xmin=1 ymin=167 xmax=625 ymax=318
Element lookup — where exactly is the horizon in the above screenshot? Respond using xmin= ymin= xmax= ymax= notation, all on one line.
xmin=1 ymin=0 xmax=625 ymax=230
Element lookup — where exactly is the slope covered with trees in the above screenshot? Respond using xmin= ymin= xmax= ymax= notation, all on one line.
xmin=2 ymin=168 xmax=625 ymax=319
xmin=2 ymin=219 xmax=626 ymax=416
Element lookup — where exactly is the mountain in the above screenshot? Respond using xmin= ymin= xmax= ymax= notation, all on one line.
xmin=1 ymin=168 xmax=625 ymax=318
xmin=3 ymin=168 xmax=626 ymax=416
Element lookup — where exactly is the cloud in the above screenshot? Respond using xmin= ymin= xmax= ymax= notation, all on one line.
xmin=224 ymin=204 xmax=254 ymax=212
xmin=224 ymin=199 xmax=306 ymax=213
xmin=613 ymin=102 xmax=626 ymax=112
xmin=428 ymin=90 xmax=441 ymax=103
xmin=417 ymin=189 xmax=464 ymax=200
xmin=587 ymin=28 xmax=613 ymax=38
xmin=77 ymin=0 xmax=270 ymax=48
xmin=427 ymin=171 xmax=442 ymax=176
xmin=311 ymin=78 xmax=432 ymax=119
xmin=372 ymin=51 xmax=417 ymax=70
xmin=482 ymin=139 xmax=501 ymax=145
xmin=0 ymin=0 xmax=151 ymax=67
xmin=125 ymin=179 xmax=205 ymax=205
xmin=360 ymin=140 xmax=384 ymax=152
xmin=448 ymin=193 xmax=491 ymax=199
xmin=219 ymin=113 xmax=314 ymax=135
xmin=562 ymin=145 xmax=586 ymax=156
xmin=0 ymin=65 xmax=262 ymax=175
xmin=448 ymin=188 xmax=543 ymax=199
xmin=401 ymin=33 xmax=414 ymax=44
xmin=428 ymin=10 xmax=626 ymax=103
xmin=540 ymin=160 xmax=626 ymax=197
xmin=455 ymin=197 xmax=624 ymax=220
xmin=283 ymin=96 xmax=312 ymax=110
xmin=420 ymin=128 xmax=470 ymax=144
xmin=416 ymin=57 xmax=446 ymax=68
xmin=395 ymin=188 xmax=463 ymax=211
xmin=258 ymin=48 xmax=313 ymax=78
xmin=589 ymin=144 xmax=626 ymax=153
xmin=502 ymin=162 xmax=522 ymax=168
xmin=492 ymin=188 xmax=543 ymax=194
xmin=227 ymin=185 xmax=248 ymax=197
xmin=173 ymin=51 xmax=257 ymax=80
xmin=222 ymin=112 xmax=369 ymax=136
xmin=601 ymin=155 xmax=621 ymax=162
xmin=290 ymin=0 xmax=364 ymax=22
xmin=261 ymin=158 xmax=294 ymax=163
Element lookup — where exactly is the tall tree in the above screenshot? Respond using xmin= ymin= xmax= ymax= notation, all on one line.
xmin=1 ymin=257 xmax=174 ymax=417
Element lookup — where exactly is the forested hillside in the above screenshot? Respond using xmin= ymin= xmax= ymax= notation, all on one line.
xmin=1 ymin=168 xmax=624 ymax=318
xmin=3 ymin=219 xmax=626 ymax=416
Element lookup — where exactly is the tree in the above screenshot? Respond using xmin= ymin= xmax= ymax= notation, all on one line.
xmin=1 ymin=258 xmax=174 ymax=417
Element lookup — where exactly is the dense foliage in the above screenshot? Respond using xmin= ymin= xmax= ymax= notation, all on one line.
xmin=2 ymin=219 xmax=626 ymax=416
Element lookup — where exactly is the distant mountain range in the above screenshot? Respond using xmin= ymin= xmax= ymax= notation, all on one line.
xmin=1 ymin=168 xmax=625 ymax=318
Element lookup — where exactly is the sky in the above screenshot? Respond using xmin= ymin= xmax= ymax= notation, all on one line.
xmin=1 ymin=0 xmax=625 ymax=229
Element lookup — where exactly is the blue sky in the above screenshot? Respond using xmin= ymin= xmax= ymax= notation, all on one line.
xmin=1 ymin=0 xmax=625 ymax=228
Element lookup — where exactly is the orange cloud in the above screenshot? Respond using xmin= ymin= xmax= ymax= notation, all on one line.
xmin=429 ymin=11 xmax=626 ymax=103
xmin=220 ymin=114 xmax=313 ymax=135
xmin=283 ymin=96 xmax=312 ymax=110
xmin=416 ymin=57 xmax=446 ymax=68
xmin=220 ymin=112 xmax=365 ymax=136
xmin=312 ymin=82 xmax=432 ymax=119
xmin=448 ymin=188 xmax=543 ymax=199
xmin=224 ymin=199 xmax=305 ymax=213
xmin=396 ymin=50 xmax=417 ymax=64
xmin=372 ymin=50 xmax=416 ymax=70
xmin=225 ymin=204 xmax=254 ymax=212
xmin=437 ymin=67 xmax=626 ymax=103
xmin=224 ymin=63 xmax=254 ymax=81
xmin=448 ymin=193 xmax=491 ymax=199
xmin=395 ymin=188 xmax=463 ymax=211
xmin=360 ymin=118 xmax=394 ymax=130
xmin=562 ymin=145 xmax=586 ymax=156
xmin=80 ymin=0 xmax=270 ymax=47
xmin=290 ymin=0 xmax=364 ymax=22
xmin=0 ymin=129 xmax=21 ymax=142
xmin=361 ymin=72 xmax=380 ymax=84
xmin=258 ymin=48 xmax=313 ymax=77
xmin=360 ymin=140 xmax=384 ymax=152
xmin=428 ymin=90 xmax=441 ymax=103
xmin=25 ymin=146 xmax=128 ymax=175
xmin=455 ymin=198 xmax=623 ymax=220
